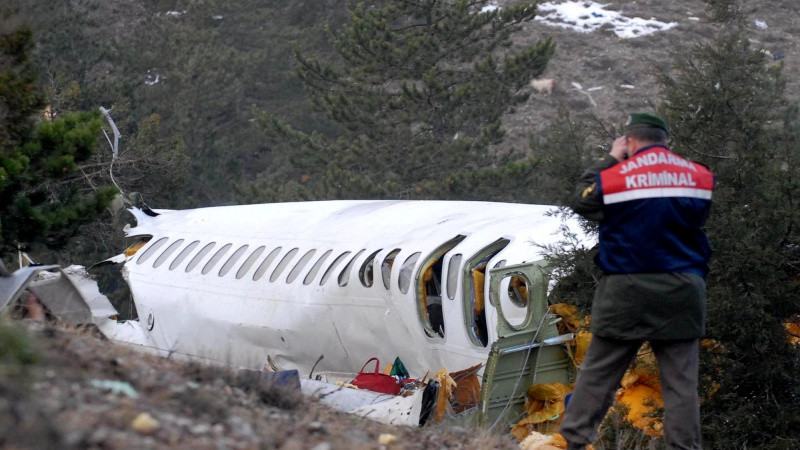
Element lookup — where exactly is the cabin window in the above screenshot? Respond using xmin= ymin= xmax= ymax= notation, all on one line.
xmin=287 ymin=249 xmax=317 ymax=283
xmin=304 ymin=250 xmax=332 ymax=285
xmin=236 ymin=246 xmax=266 ymax=279
xmin=398 ymin=252 xmax=421 ymax=294
xmin=416 ymin=236 xmax=466 ymax=338
xmin=463 ymin=239 xmax=510 ymax=347
xmin=125 ymin=238 xmax=150 ymax=258
xmin=381 ymin=249 xmax=401 ymax=290
xmin=338 ymin=249 xmax=365 ymax=287
xmin=320 ymin=251 xmax=351 ymax=286
xmin=446 ymin=254 xmax=462 ymax=300
xmin=186 ymin=242 xmax=216 ymax=272
xmin=218 ymin=245 xmax=249 ymax=277
xmin=270 ymin=248 xmax=299 ymax=282
xmin=153 ymin=239 xmax=185 ymax=268
xmin=202 ymin=243 xmax=232 ymax=275
xmin=136 ymin=237 xmax=168 ymax=265
xmin=169 ymin=240 xmax=200 ymax=270
xmin=507 ymin=276 xmax=529 ymax=308
xmin=253 ymin=247 xmax=282 ymax=281
xmin=358 ymin=249 xmax=382 ymax=287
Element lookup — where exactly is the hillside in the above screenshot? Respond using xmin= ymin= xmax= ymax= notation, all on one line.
xmin=8 ymin=0 xmax=799 ymax=205
xmin=497 ymin=0 xmax=800 ymax=151
xmin=9 ymin=0 xmax=347 ymax=205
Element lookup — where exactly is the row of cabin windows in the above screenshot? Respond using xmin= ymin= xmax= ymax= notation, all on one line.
xmin=135 ymin=236 xmax=422 ymax=292
xmin=135 ymin=234 xmax=520 ymax=348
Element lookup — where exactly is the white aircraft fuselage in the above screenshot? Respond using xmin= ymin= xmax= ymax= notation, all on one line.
xmin=119 ymin=200 xmax=587 ymax=378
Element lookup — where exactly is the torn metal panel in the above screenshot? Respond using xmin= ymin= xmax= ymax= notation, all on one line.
xmin=0 ymin=263 xmax=59 ymax=311
xmin=301 ymin=379 xmax=423 ymax=426
xmin=477 ymin=262 xmax=574 ymax=432
xmin=28 ymin=266 xmax=117 ymax=324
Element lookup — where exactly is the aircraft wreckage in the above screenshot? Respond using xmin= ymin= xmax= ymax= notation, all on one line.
xmin=2 ymin=200 xmax=593 ymax=432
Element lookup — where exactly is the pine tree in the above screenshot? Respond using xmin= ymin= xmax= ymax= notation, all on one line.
xmin=249 ymin=0 xmax=554 ymax=201
xmin=0 ymin=23 xmax=116 ymax=254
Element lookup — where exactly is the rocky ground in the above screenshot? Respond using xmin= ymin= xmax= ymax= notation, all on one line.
xmin=0 ymin=320 xmax=518 ymax=449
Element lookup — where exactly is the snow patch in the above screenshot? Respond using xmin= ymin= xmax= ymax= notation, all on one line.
xmin=536 ymin=1 xmax=677 ymax=38
xmin=144 ymin=70 xmax=161 ymax=86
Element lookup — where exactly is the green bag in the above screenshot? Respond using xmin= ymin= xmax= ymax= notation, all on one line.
xmin=389 ymin=356 xmax=410 ymax=378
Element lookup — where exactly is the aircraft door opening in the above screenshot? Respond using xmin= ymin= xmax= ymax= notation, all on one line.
xmin=462 ymin=239 xmax=510 ymax=347
xmin=415 ymin=235 xmax=466 ymax=338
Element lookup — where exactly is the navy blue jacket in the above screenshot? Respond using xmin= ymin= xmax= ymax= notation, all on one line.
xmin=575 ymin=146 xmax=714 ymax=277
xmin=572 ymin=145 xmax=714 ymax=339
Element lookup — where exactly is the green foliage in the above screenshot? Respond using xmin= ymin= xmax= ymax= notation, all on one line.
xmin=0 ymin=22 xmax=41 ymax=149
xmin=655 ymin=1 xmax=799 ymax=447
xmin=1 ymin=110 xmax=117 ymax=252
xmin=29 ymin=104 xmax=191 ymax=318
xmin=7 ymin=0 xmax=345 ymax=206
xmin=0 ymin=318 xmax=40 ymax=378
xmin=248 ymin=0 xmax=555 ymax=201
xmin=1 ymin=23 xmax=117 ymax=253
xmin=595 ymin=403 xmax=663 ymax=450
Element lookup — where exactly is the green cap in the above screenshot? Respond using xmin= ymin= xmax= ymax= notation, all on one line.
xmin=625 ymin=112 xmax=669 ymax=134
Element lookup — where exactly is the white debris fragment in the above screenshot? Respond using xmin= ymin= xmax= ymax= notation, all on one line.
xmin=754 ymin=19 xmax=767 ymax=29
xmin=480 ymin=4 xmax=500 ymax=13
xmin=571 ymin=82 xmax=583 ymax=90
xmin=688 ymin=17 xmax=700 ymax=21
xmin=212 ymin=15 xmax=224 ymax=20
xmin=587 ymin=86 xmax=604 ymax=92
xmin=620 ymin=84 xmax=635 ymax=89
xmin=165 ymin=10 xmax=186 ymax=17
xmin=536 ymin=1 xmax=677 ymax=38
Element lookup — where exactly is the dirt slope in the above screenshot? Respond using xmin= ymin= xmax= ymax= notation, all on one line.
xmin=0 ymin=322 xmax=516 ymax=449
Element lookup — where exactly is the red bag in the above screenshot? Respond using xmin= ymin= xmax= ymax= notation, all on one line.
xmin=350 ymin=357 xmax=401 ymax=395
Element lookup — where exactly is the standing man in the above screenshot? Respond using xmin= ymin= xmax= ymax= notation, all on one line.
xmin=560 ymin=112 xmax=714 ymax=450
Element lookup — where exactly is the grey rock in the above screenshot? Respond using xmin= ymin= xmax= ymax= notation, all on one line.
xmin=310 ymin=442 xmax=332 ymax=450
xmin=190 ymin=423 xmax=211 ymax=435
xmin=308 ymin=420 xmax=327 ymax=434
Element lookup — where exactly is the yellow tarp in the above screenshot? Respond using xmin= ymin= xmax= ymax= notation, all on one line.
xmin=571 ymin=331 xmax=592 ymax=367
xmin=420 ymin=264 xmax=435 ymax=320
xmin=472 ymin=263 xmax=487 ymax=314
xmin=511 ymin=382 xmax=571 ymax=441
xmin=549 ymin=304 xmax=591 ymax=366
xmin=509 ymin=276 xmax=529 ymax=306
xmin=549 ymin=303 xmax=581 ymax=333
xmin=433 ymin=369 xmax=457 ymax=422
xmin=617 ymin=371 xmax=664 ymax=436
